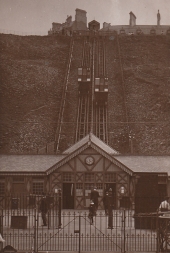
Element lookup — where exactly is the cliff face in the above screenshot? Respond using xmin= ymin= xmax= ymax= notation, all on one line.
xmin=0 ymin=34 xmax=170 ymax=155
xmin=118 ymin=36 xmax=170 ymax=154
xmin=0 ymin=34 xmax=70 ymax=153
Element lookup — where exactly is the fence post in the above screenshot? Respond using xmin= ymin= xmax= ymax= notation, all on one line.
xmin=58 ymin=189 xmax=62 ymax=228
xmin=34 ymin=208 xmax=37 ymax=253
xmin=79 ymin=214 xmax=81 ymax=253
xmin=0 ymin=209 xmax=3 ymax=251
xmin=121 ymin=209 xmax=126 ymax=253
xmin=156 ymin=210 xmax=159 ymax=253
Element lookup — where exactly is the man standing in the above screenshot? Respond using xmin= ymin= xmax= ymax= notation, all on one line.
xmin=103 ymin=192 xmax=109 ymax=215
xmin=159 ymin=196 xmax=170 ymax=212
xmin=39 ymin=192 xmax=48 ymax=226
xmin=90 ymin=186 xmax=99 ymax=213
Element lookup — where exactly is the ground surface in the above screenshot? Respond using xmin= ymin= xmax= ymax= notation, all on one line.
xmin=0 ymin=34 xmax=170 ymax=154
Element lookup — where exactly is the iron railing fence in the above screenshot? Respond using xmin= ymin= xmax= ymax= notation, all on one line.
xmin=0 ymin=195 xmax=169 ymax=252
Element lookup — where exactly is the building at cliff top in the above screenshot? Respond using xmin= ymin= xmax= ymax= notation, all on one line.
xmin=48 ymin=8 xmax=87 ymax=35
xmin=48 ymin=9 xmax=170 ymax=35
xmin=102 ymin=10 xmax=169 ymax=35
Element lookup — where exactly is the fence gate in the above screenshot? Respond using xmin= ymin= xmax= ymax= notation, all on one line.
xmin=37 ymin=211 xmax=124 ymax=252
xmin=1 ymin=195 xmax=167 ymax=253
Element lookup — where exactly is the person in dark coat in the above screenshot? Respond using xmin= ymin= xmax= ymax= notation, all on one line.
xmin=39 ymin=192 xmax=48 ymax=226
xmin=90 ymin=186 xmax=99 ymax=212
xmin=108 ymin=188 xmax=114 ymax=229
xmin=103 ymin=192 xmax=109 ymax=215
xmin=88 ymin=200 xmax=95 ymax=225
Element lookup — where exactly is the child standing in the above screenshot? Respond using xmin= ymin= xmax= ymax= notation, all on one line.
xmin=88 ymin=200 xmax=95 ymax=225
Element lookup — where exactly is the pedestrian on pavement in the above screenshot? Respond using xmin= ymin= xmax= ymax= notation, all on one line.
xmin=39 ymin=192 xmax=48 ymax=226
xmin=103 ymin=191 xmax=109 ymax=215
xmin=88 ymin=200 xmax=95 ymax=225
xmin=108 ymin=188 xmax=114 ymax=229
xmin=90 ymin=186 xmax=99 ymax=213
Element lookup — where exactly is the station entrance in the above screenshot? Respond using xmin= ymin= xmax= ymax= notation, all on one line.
xmin=63 ymin=183 xmax=74 ymax=209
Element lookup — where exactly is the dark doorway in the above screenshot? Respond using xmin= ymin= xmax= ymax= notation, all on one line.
xmin=12 ymin=183 xmax=27 ymax=208
xmin=135 ymin=174 xmax=159 ymax=213
xmin=63 ymin=183 xmax=74 ymax=209
xmin=104 ymin=183 xmax=116 ymax=209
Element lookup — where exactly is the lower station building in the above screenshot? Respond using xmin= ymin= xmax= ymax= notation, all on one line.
xmin=0 ymin=134 xmax=170 ymax=213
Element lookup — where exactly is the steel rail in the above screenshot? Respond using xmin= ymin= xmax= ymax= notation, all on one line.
xmin=75 ymin=95 xmax=81 ymax=142
xmin=55 ymin=37 xmax=74 ymax=152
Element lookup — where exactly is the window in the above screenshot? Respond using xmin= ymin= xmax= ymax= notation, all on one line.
xmin=85 ymin=183 xmax=94 ymax=196
xmin=96 ymin=183 xmax=103 ymax=196
xmin=0 ymin=182 xmax=5 ymax=195
xmin=13 ymin=176 xmax=24 ymax=182
xmin=158 ymin=175 xmax=167 ymax=184
xmin=76 ymin=183 xmax=83 ymax=190
xmin=63 ymin=172 xmax=73 ymax=182
xmin=105 ymin=173 xmax=116 ymax=182
xmin=32 ymin=182 xmax=44 ymax=195
xmin=78 ymin=68 xmax=82 ymax=75
xmin=85 ymin=173 xmax=94 ymax=182
xmin=76 ymin=183 xmax=83 ymax=196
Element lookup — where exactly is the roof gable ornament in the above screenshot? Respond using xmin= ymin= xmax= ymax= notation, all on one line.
xmin=88 ymin=132 xmax=92 ymax=146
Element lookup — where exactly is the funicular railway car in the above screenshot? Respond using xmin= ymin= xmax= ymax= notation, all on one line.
xmin=94 ymin=76 xmax=108 ymax=103
xmin=78 ymin=67 xmax=91 ymax=93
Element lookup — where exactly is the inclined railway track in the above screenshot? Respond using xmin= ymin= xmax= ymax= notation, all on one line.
xmin=93 ymin=38 xmax=108 ymax=142
xmin=75 ymin=39 xmax=92 ymax=141
xmin=76 ymin=35 xmax=109 ymax=143
xmin=55 ymin=38 xmax=74 ymax=152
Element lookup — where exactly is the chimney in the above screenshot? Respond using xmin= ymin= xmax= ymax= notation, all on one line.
xmin=129 ymin=11 xmax=136 ymax=26
xmin=157 ymin=10 xmax=161 ymax=26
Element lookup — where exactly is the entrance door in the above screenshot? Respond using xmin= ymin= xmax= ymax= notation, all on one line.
xmin=63 ymin=183 xmax=74 ymax=209
xmin=105 ymin=183 xmax=116 ymax=209
xmin=12 ymin=183 xmax=27 ymax=208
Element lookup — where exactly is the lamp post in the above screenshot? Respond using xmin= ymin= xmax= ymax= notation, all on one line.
xmin=55 ymin=188 xmax=62 ymax=228
xmin=108 ymin=188 xmax=113 ymax=229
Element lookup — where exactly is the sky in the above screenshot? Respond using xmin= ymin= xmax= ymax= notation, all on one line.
xmin=0 ymin=0 xmax=170 ymax=35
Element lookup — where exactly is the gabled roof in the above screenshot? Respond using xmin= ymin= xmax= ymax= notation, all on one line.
xmin=0 ymin=155 xmax=66 ymax=175
xmin=114 ymin=156 xmax=170 ymax=176
xmin=63 ymin=133 xmax=119 ymax=155
xmin=46 ymin=134 xmax=134 ymax=175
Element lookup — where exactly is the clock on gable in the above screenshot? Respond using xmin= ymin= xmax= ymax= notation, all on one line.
xmin=85 ymin=156 xmax=94 ymax=165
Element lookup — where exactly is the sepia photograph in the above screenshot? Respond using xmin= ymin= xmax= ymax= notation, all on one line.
xmin=0 ymin=0 xmax=170 ymax=252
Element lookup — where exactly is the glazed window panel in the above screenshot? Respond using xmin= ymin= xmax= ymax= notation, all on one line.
xmin=76 ymin=183 xmax=83 ymax=189
xmin=105 ymin=173 xmax=116 ymax=182
xmin=76 ymin=183 xmax=83 ymax=196
xmin=85 ymin=183 xmax=94 ymax=190
xmin=63 ymin=172 xmax=73 ymax=182
xmin=96 ymin=183 xmax=103 ymax=196
xmin=13 ymin=176 xmax=24 ymax=182
xmin=158 ymin=175 xmax=167 ymax=184
xmin=0 ymin=182 xmax=5 ymax=195
xmin=85 ymin=183 xmax=94 ymax=196
xmin=32 ymin=182 xmax=44 ymax=195
xmin=85 ymin=173 xmax=94 ymax=182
